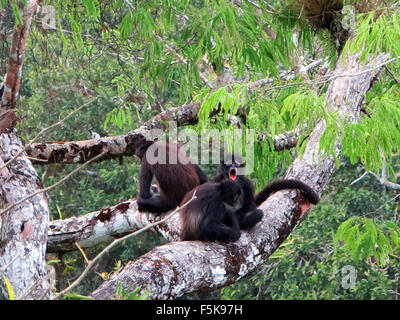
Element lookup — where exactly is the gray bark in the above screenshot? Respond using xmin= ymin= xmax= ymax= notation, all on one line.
xmin=0 ymin=130 xmax=52 ymax=299
xmin=47 ymin=200 xmax=168 ymax=253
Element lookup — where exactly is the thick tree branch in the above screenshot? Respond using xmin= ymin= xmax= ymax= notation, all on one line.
xmin=47 ymin=199 xmax=162 ymax=253
xmin=26 ymin=102 xmax=202 ymax=164
xmin=57 ymin=191 xmax=197 ymax=298
xmin=87 ymin=51 xmax=390 ymax=299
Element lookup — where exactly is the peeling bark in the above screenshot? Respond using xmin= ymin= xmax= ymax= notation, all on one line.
xmin=47 ymin=200 xmax=158 ymax=253
xmin=47 ymin=195 xmax=184 ymax=253
xmin=26 ymin=102 xmax=201 ymax=164
xmin=89 ymin=52 xmax=389 ymax=300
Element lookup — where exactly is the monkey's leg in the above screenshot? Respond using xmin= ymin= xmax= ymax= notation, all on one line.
xmin=138 ymin=162 xmax=154 ymax=199
xmin=137 ymin=195 xmax=175 ymax=214
xmin=236 ymin=208 xmax=263 ymax=229
xmin=200 ymin=211 xmax=241 ymax=242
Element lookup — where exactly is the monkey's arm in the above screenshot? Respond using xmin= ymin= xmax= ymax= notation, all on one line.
xmin=234 ymin=207 xmax=263 ymax=230
xmin=137 ymin=195 xmax=174 ymax=214
xmin=199 ymin=204 xmax=240 ymax=242
xmin=138 ymin=160 xmax=154 ymax=199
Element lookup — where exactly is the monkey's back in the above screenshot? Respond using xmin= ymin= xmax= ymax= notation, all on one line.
xmin=150 ymin=142 xmax=201 ymax=207
xmin=179 ymin=183 xmax=219 ymax=241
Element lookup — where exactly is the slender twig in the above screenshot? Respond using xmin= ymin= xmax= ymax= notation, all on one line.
xmin=351 ymin=166 xmax=400 ymax=190
xmin=0 ymin=98 xmax=97 ymax=172
xmin=363 ymin=193 xmax=400 ymax=217
xmin=254 ymin=56 xmax=400 ymax=93
xmin=316 ymin=56 xmax=400 ymax=84
xmin=0 ymin=152 xmax=106 ymax=218
xmin=154 ymin=33 xmax=213 ymax=89
xmin=0 ymin=254 xmax=20 ymax=273
xmin=369 ymin=171 xmax=400 ymax=190
xmin=75 ymin=242 xmax=90 ymax=265
xmin=56 ymin=190 xmax=197 ymax=298
xmin=384 ymin=65 xmax=399 ymax=83
xmin=248 ymin=58 xmax=324 ymax=89
xmin=350 ymin=171 xmax=369 ymax=185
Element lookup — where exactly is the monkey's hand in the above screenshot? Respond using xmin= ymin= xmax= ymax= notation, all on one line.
xmin=238 ymin=209 xmax=263 ymax=230
xmin=150 ymin=184 xmax=160 ymax=195
xmin=137 ymin=198 xmax=148 ymax=212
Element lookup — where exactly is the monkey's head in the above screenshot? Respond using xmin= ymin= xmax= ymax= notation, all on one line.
xmin=134 ymin=138 xmax=154 ymax=160
xmin=219 ymin=180 xmax=242 ymax=210
xmin=219 ymin=153 xmax=245 ymax=181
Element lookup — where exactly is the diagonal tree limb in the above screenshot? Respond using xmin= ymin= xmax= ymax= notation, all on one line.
xmin=46 ymin=199 xmax=162 ymax=253
xmin=26 ymin=101 xmax=202 ymax=164
xmin=56 ymin=190 xmax=197 ymax=298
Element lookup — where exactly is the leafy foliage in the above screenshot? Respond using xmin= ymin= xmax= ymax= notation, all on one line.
xmin=345 ymin=12 xmax=400 ymax=61
xmin=342 ymin=84 xmax=400 ymax=174
xmin=334 ymin=217 xmax=393 ymax=267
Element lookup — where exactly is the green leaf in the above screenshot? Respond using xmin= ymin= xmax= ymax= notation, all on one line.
xmin=119 ymin=11 xmax=133 ymax=40
xmin=82 ymin=0 xmax=99 ymax=19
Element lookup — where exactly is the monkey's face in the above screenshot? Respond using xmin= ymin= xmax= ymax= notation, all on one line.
xmin=220 ymin=180 xmax=242 ymax=211
xmin=220 ymin=153 xmax=245 ymax=180
xmin=221 ymin=161 xmax=245 ymax=181
xmin=134 ymin=139 xmax=154 ymax=159
xmin=223 ymin=191 xmax=242 ymax=212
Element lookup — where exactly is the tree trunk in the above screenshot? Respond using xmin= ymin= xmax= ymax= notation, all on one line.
xmin=0 ymin=130 xmax=53 ymax=299
xmin=0 ymin=1 xmax=53 ymax=299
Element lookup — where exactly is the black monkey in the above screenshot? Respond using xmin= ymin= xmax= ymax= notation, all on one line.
xmin=135 ymin=139 xmax=208 ymax=214
xmin=179 ymin=180 xmax=242 ymax=243
xmin=213 ymin=154 xmax=263 ymax=229
xmin=214 ymin=154 xmax=320 ymax=229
